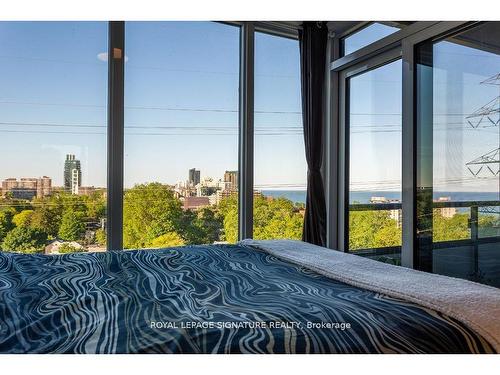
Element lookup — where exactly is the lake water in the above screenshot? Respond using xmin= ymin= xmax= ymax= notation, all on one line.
xmin=261 ymin=190 xmax=500 ymax=204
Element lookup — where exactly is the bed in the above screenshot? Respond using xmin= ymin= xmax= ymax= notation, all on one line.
xmin=0 ymin=240 xmax=499 ymax=354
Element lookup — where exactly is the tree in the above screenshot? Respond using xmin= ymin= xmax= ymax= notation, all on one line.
xmin=95 ymin=228 xmax=107 ymax=246
xmin=433 ymin=211 xmax=469 ymax=242
xmin=30 ymin=205 xmax=61 ymax=237
xmin=218 ymin=194 xmax=304 ymax=243
xmin=218 ymin=195 xmax=238 ymax=243
xmin=252 ymin=195 xmax=303 ymax=240
xmin=58 ymin=211 xmax=85 ymax=241
xmin=178 ymin=207 xmax=223 ymax=245
xmin=177 ymin=209 xmax=205 ymax=244
xmin=373 ymin=224 xmax=401 ymax=248
xmin=478 ymin=214 xmax=500 ymax=237
xmin=195 ymin=207 xmax=223 ymax=244
xmin=349 ymin=210 xmax=401 ymax=250
xmin=58 ymin=243 xmax=85 ymax=254
xmin=12 ymin=210 xmax=35 ymax=227
xmin=59 ymin=194 xmax=88 ymax=217
xmin=0 ymin=209 xmax=15 ymax=243
xmin=2 ymin=227 xmax=47 ymax=254
xmin=85 ymin=191 xmax=106 ymax=220
xmin=149 ymin=232 xmax=185 ymax=248
xmin=0 ymin=189 xmax=110 ymax=253
xmin=123 ymin=183 xmax=183 ymax=249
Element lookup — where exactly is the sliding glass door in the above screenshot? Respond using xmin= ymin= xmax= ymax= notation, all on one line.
xmin=343 ymin=56 xmax=403 ymax=264
xmin=334 ymin=21 xmax=499 ymax=287
xmin=253 ymin=31 xmax=306 ymax=240
xmin=416 ymin=22 xmax=500 ymax=287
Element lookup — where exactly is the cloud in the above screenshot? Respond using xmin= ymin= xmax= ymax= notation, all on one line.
xmin=97 ymin=52 xmax=108 ymax=62
xmin=97 ymin=52 xmax=129 ymax=62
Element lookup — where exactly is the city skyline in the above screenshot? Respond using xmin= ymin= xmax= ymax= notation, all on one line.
xmin=0 ymin=22 xmax=497 ymax=193
xmin=2 ymin=156 xmax=499 ymax=194
xmin=0 ymin=21 xmax=307 ymax=190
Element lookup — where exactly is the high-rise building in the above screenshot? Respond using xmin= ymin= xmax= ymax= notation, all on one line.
xmin=188 ymin=168 xmax=200 ymax=187
xmin=64 ymin=154 xmax=81 ymax=191
xmin=71 ymin=169 xmax=80 ymax=195
xmin=224 ymin=170 xmax=238 ymax=191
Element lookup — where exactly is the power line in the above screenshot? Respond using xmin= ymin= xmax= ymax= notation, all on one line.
xmin=0 ymin=100 xmax=301 ymax=115
xmin=0 ymin=55 xmax=298 ymax=79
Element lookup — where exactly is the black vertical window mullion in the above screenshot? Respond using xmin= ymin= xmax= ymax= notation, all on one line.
xmin=107 ymin=21 xmax=125 ymax=251
xmin=415 ymin=41 xmax=434 ymax=272
xmin=238 ymin=22 xmax=255 ymax=240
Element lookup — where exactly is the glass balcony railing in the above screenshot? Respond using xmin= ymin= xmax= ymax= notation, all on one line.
xmin=350 ymin=200 xmax=500 ymax=286
xmin=349 ymin=202 xmax=402 ymax=265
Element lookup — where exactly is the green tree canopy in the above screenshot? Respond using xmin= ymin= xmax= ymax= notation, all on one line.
xmin=433 ymin=210 xmax=470 ymax=242
xmin=149 ymin=232 xmax=185 ymax=248
xmin=218 ymin=195 xmax=238 ymax=243
xmin=349 ymin=210 xmax=401 ymax=250
xmin=0 ymin=209 xmax=15 ymax=243
xmin=58 ymin=243 xmax=85 ymax=254
xmin=95 ymin=228 xmax=107 ymax=246
xmin=2 ymin=226 xmax=47 ymax=254
xmin=178 ymin=207 xmax=224 ymax=245
xmin=30 ymin=205 xmax=62 ymax=237
xmin=12 ymin=210 xmax=35 ymax=228
xmin=58 ymin=211 xmax=85 ymax=241
xmin=85 ymin=191 xmax=106 ymax=220
xmin=123 ymin=183 xmax=183 ymax=249
xmin=253 ymin=196 xmax=303 ymax=240
xmin=218 ymin=194 xmax=304 ymax=243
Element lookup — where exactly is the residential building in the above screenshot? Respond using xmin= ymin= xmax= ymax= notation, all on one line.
xmin=434 ymin=197 xmax=457 ymax=218
xmin=1 ymin=176 xmax=52 ymax=199
xmin=188 ymin=168 xmax=200 ymax=187
xmin=370 ymin=196 xmax=402 ymax=228
xmin=224 ymin=170 xmax=238 ymax=191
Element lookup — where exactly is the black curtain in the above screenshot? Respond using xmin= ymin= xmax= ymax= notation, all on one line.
xmin=299 ymin=22 xmax=328 ymax=246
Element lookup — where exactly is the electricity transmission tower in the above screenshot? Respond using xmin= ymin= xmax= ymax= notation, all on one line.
xmin=466 ymin=148 xmax=499 ymax=177
xmin=465 ymin=73 xmax=500 ymax=178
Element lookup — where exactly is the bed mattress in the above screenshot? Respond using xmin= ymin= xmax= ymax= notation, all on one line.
xmin=0 ymin=244 xmax=495 ymax=353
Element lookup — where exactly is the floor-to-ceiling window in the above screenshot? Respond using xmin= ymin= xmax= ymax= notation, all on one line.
xmin=0 ymin=21 xmax=308 ymax=254
xmin=123 ymin=22 xmax=240 ymax=249
xmin=416 ymin=22 xmax=500 ymax=287
xmin=346 ymin=59 xmax=402 ymax=263
xmin=253 ymin=31 xmax=306 ymax=240
xmin=0 ymin=22 xmax=108 ymax=255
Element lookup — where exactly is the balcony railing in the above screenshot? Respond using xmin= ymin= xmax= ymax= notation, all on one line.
xmin=349 ymin=199 xmax=500 ymax=253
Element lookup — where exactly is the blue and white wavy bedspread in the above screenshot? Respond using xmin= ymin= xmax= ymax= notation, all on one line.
xmin=0 ymin=244 xmax=494 ymax=353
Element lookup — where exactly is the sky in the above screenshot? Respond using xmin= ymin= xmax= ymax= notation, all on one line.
xmin=0 ymin=22 xmax=108 ymax=187
xmin=431 ymin=38 xmax=499 ymax=194
xmin=343 ymin=23 xmax=399 ymax=55
xmin=0 ymin=21 xmax=306 ymax=190
xmin=0 ymin=21 xmax=498 ymax=194
xmin=348 ymin=24 xmax=499 ymax=194
xmin=349 ymin=59 xmax=402 ymax=192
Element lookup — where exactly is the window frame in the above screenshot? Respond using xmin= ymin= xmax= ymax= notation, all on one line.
xmin=340 ymin=22 xmax=402 ymax=57
xmin=338 ymin=48 xmax=403 ymax=254
xmin=105 ymin=21 xmax=302 ymax=250
xmin=105 ymin=20 xmax=488 ymax=265
xmin=412 ymin=22 xmax=500 ymax=274
xmin=327 ymin=21 xmax=477 ymax=270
